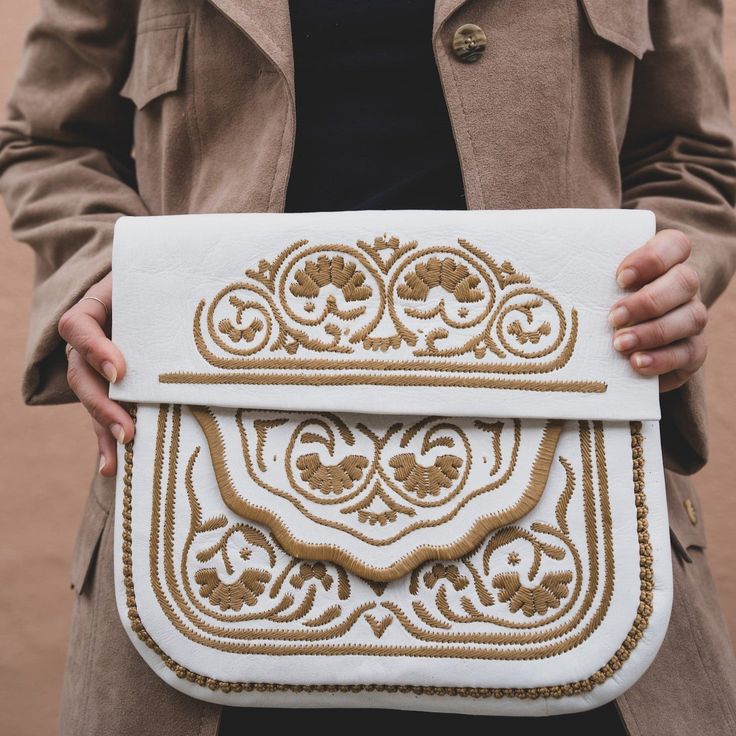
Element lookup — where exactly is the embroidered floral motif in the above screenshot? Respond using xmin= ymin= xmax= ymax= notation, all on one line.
xmin=290 ymin=562 xmax=336 ymax=593
xmin=492 ymin=570 xmax=574 ymax=617
xmin=158 ymin=236 xmax=608 ymax=395
xmin=194 ymin=567 xmax=270 ymax=611
xmin=507 ymin=551 xmax=522 ymax=566
xmin=388 ymin=453 xmax=464 ymax=498
xmin=422 ymin=563 xmax=470 ymax=592
xmin=190 ymin=408 xmax=565 ymax=579
xmin=296 ymin=453 xmax=369 ymax=494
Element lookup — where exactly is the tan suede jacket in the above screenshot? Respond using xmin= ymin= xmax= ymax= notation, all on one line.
xmin=1 ymin=1 xmax=735 ymax=734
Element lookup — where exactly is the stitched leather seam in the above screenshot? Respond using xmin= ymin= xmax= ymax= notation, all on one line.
xmin=161 ymin=373 xmax=605 ymax=392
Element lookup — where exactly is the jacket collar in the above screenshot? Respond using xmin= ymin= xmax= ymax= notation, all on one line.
xmin=207 ymin=0 xmax=469 ymax=94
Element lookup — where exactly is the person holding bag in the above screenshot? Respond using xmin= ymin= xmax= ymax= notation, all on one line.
xmin=1 ymin=1 xmax=735 ymax=734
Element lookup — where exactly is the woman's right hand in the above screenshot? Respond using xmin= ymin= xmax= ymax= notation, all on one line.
xmin=58 ymin=271 xmax=134 ymax=477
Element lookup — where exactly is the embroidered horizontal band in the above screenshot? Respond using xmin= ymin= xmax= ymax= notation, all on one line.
xmin=160 ymin=372 xmax=607 ymax=393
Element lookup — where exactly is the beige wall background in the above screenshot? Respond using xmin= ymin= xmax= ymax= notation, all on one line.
xmin=0 ymin=2 xmax=735 ymax=734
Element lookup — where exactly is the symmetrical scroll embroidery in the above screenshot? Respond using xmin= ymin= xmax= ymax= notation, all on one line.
xmin=189 ymin=407 xmax=563 ymax=580
xmin=121 ymin=406 xmax=653 ymax=698
xmin=158 ymin=236 xmax=607 ymax=393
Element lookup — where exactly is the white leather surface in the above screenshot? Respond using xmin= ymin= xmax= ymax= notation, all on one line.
xmin=109 ymin=209 xmax=670 ymax=715
xmin=108 ymin=209 xmax=660 ymax=420
xmin=191 ymin=408 xmax=560 ymax=580
xmin=113 ymin=410 xmax=671 ymax=715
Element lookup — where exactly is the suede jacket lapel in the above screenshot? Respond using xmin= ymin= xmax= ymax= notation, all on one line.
xmin=206 ymin=0 xmax=295 ymax=92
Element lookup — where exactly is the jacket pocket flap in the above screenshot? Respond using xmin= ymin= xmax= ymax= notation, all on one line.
xmin=69 ymin=485 xmax=109 ymax=595
xmin=120 ymin=21 xmax=187 ymax=110
xmin=578 ymin=0 xmax=654 ymax=59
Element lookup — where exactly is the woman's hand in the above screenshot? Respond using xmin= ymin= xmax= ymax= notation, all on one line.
xmin=610 ymin=228 xmax=708 ymax=393
xmin=58 ymin=272 xmax=133 ymax=477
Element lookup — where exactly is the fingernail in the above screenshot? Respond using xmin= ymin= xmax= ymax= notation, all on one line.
xmin=608 ymin=305 xmax=629 ymax=328
xmin=102 ymin=361 xmax=117 ymax=384
xmin=99 ymin=454 xmax=106 ymax=474
xmin=613 ymin=332 xmax=638 ymax=352
xmin=617 ymin=268 xmax=637 ymax=289
xmin=634 ymin=353 xmax=653 ymax=369
xmin=110 ymin=423 xmax=125 ymax=444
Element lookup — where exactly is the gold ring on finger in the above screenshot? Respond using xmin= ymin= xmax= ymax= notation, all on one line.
xmin=80 ymin=295 xmax=110 ymax=321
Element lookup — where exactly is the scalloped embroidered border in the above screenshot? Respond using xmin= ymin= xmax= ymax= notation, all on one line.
xmin=191 ymin=407 xmax=564 ymax=581
xmin=121 ymin=408 xmax=653 ymax=700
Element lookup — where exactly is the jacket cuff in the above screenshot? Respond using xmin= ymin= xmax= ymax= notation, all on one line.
xmin=659 ymin=366 xmax=709 ymax=475
xmin=21 ymin=246 xmax=112 ymax=406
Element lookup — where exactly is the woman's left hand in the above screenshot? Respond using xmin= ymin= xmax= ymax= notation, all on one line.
xmin=610 ymin=228 xmax=708 ymax=393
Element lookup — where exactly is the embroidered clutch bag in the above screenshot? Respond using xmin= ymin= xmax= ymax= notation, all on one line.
xmin=110 ymin=209 xmax=671 ymax=716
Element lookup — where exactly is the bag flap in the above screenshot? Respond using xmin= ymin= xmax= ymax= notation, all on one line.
xmin=109 ymin=209 xmax=659 ymax=421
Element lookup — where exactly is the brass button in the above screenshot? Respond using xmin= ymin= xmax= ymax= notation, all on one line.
xmin=684 ymin=498 xmax=698 ymax=526
xmin=452 ymin=24 xmax=487 ymax=63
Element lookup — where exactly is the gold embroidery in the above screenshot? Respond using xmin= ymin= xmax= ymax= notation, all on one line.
xmin=364 ymin=580 xmax=388 ymax=597
xmin=290 ymin=563 xmax=336 ymax=594
xmin=412 ymin=601 xmax=453 ymax=630
xmin=155 ymin=407 xmax=594 ymax=640
xmin=191 ymin=407 xmax=564 ymax=581
xmin=290 ymin=255 xmax=373 ymax=302
xmin=303 ymin=605 xmax=343 ymax=628
xmin=167 ymin=412 xmax=601 ymax=646
xmin=296 ymin=453 xmax=369 ymax=495
xmin=194 ymin=524 xmax=274 ymax=575
xmin=194 ymin=568 xmax=270 ymax=611
xmin=365 ymin=614 xmax=394 ymax=639
xmin=122 ymin=407 xmax=654 ymax=699
xmin=388 ymin=453 xmax=463 ymax=498
xmin=254 ymin=418 xmax=289 ymax=472
xmin=423 ymin=563 xmax=470 ymax=592
xmin=160 ymin=371 xmax=606 ymax=393
xmin=123 ymin=407 xmax=653 ymax=698
xmin=396 ymin=256 xmax=486 ymax=303
xmin=507 ymin=316 xmax=551 ymax=345
xmin=163 ymin=411 xmax=593 ymax=643
xmin=507 ymin=551 xmax=521 ymax=566
xmin=492 ymin=571 xmax=573 ymax=617
xmin=156 ymin=236 xmax=607 ymax=394
xmin=340 ymin=484 xmax=416 ymax=526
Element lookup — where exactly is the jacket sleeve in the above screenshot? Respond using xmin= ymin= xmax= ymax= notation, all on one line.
xmin=0 ymin=0 xmax=148 ymax=406
xmin=619 ymin=0 xmax=736 ymax=474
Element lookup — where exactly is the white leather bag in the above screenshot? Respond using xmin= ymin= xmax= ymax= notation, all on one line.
xmin=110 ymin=209 xmax=671 ymax=716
